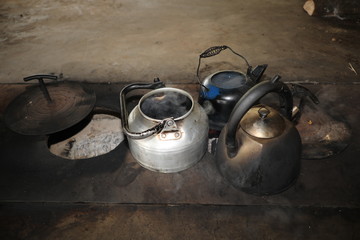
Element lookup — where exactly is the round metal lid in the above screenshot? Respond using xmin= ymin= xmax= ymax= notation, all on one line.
xmin=240 ymin=105 xmax=285 ymax=138
xmin=4 ymin=81 xmax=96 ymax=135
xmin=210 ymin=70 xmax=247 ymax=89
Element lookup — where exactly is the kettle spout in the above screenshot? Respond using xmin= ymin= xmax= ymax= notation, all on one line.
xmin=247 ymin=64 xmax=268 ymax=83
xmin=225 ymin=129 xmax=240 ymax=158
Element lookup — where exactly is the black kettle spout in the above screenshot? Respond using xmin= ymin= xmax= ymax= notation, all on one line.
xmin=247 ymin=64 xmax=268 ymax=83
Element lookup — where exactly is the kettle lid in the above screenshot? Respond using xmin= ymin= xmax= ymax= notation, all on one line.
xmin=240 ymin=105 xmax=285 ymax=138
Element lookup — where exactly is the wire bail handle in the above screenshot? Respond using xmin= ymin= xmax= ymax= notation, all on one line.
xmin=196 ymin=45 xmax=251 ymax=91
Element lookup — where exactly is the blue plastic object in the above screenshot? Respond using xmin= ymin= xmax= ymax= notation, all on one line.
xmin=201 ymin=85 xmax=220 ymax=100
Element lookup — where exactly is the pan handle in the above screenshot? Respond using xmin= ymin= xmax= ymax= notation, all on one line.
xmin=23 ymin=74 xmax=58 ymax=103
xmin=23 ymin=74 xmax=58 ymax=82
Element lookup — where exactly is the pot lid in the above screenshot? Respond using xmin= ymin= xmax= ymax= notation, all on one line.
xmin=210 ymin=70 xmax=247 ymax=89
xmin=4 ymin=75 xmax=96 ymax=135
xmin=240 ymin=105 xmax=285 ymax=138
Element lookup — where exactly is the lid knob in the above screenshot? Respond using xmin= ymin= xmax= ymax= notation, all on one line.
xmin=240 ymin=105 xmax=286 ymax=139
xmin=258 ymin=107 xmax=270 ymax=119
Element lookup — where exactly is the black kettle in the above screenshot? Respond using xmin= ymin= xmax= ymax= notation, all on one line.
xmin=196 ymin=45 xmax=268 ymax=132
xmin=215 ymin=76 xmax=301 ymax=195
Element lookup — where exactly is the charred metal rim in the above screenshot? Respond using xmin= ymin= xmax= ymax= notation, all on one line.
xmin=47 ymin=107 xmax=123 ymax=161
xmin=138 ymin=87 xmax=194 ymax=122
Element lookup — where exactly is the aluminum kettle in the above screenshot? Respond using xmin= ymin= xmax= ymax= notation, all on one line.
xmin=215 ymin=76 xmax=302 ymax=195
xmin=120 ymin=79 xmax=209 ymax=173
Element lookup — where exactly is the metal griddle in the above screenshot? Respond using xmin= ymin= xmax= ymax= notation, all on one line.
xmin=4 ymin=75 xmax=96 ymax=135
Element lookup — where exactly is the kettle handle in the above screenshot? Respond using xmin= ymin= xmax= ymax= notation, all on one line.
xmin=226 ymin=75 xmax=293 ymax=149
xmin=120 ymin=79 xmax=167 ymax=139
xmin=196 ymin=45 xmax=251 ymax=90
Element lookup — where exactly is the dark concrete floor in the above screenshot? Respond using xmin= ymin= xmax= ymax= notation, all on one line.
xmin=1 ymin=0 xmax=360 ymax=239
xmin=1 ymin=203 xmax=359 ymax=240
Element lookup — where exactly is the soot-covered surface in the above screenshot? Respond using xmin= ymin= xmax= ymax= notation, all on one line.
xmin=0 ymin=82 xmax=359 ymax=239
xmin=0 ymin=84 xmax=360 ymax=216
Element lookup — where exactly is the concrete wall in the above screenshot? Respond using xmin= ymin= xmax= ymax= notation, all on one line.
xmin=0 ymin=0 xmax=359 ymax=84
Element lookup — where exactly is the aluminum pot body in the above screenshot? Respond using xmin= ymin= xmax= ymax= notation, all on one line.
xmin=127 ymin=88 xmax=209 ymax=173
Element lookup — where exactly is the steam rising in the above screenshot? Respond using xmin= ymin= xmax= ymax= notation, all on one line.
xmin=140 ymin=91 xmax=192 ymax=120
